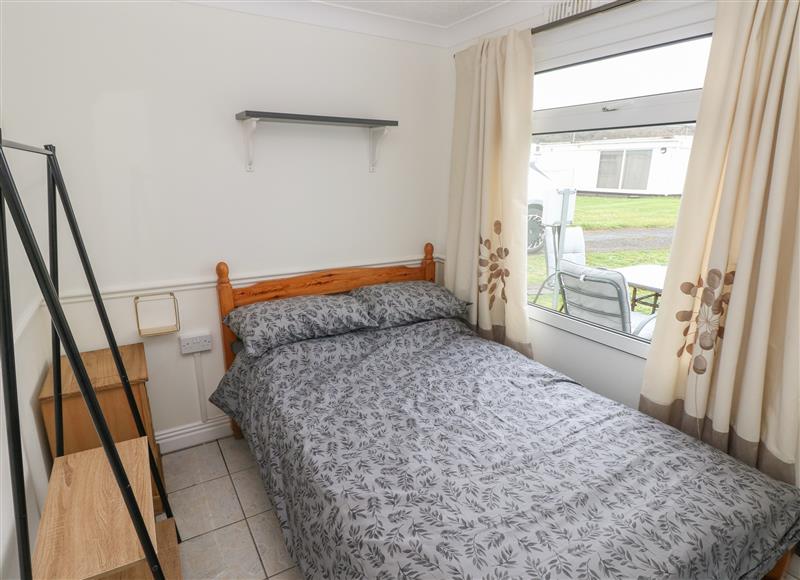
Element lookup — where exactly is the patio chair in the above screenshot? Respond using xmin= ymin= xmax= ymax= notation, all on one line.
xmin=529 ymin=226 xmax=586 ymax=305
xmin=558 ymin=259 xmax=657 ymax=339
xmin=545 ymin=226 xmax=585 ymax=278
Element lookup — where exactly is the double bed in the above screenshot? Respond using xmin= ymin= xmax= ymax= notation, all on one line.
xmin=210 ymin=244 xmax=800 ymax=580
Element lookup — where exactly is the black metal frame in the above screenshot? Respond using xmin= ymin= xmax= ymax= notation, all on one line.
xmin=0 ymin=134 xmax=177 ymax=579
xmin=0 ymin=178 xmax=33 ymax=580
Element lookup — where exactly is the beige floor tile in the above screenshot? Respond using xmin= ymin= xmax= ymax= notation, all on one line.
xmin=248 ymin=511 xmax=294 ymax=577
xmin=163 ymin=442 xmax=227 ymax=493
xmin=270 ymin=566 xmax=303 ymax=580
xmin=179 ymin=520 xmax=265 ymax=580
xmin=219 ymin=436 xmax=257 ymax=473
xmin=170 ymin=475 xmax=244 ymax=539
xmin=232 ymin=466 xmax=273 ymax=517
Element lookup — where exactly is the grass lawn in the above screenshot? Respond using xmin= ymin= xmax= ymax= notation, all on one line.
xmin=575 ymin=195 xmax=680 ymax=230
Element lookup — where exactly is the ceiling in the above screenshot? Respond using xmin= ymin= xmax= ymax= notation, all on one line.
xmin=319 ymin=1 xmax=508 ymax=28
xmin=194 ymin=1 xmax=551 ymax=47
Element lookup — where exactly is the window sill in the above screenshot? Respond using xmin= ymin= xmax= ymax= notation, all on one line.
xmin=527 ymin=303 xmax=650 ymax=359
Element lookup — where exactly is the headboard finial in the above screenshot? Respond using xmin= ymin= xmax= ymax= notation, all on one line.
xmin=424 ymin=242 xmax=433 ymax=260
xmin=216 ymin=261 xmax=230 ymax=283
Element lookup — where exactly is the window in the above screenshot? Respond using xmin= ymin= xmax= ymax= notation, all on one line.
xmin=527 ymin=36 xmax=711 ymax=343
xmin=621 ymin=150 xmax=652 ymax=190
xmin=597 ymin=151 xmax=624 ymax=188
xmin=596 ymin=149 xmax=653 ymax=190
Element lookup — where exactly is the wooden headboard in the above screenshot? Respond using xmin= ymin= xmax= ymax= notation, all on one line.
xmin=215 ymin=242 xmax=435 ymax=371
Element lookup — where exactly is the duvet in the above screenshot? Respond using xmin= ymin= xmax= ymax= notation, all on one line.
xmin=210 ymin=318 xmax=800 ymax=580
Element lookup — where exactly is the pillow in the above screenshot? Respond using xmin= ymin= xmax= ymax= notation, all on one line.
xmin=350 ymin=281 xmax=468 ymax=328
xmin=225 ymin=294 xmax=377 ymax=357
xmin=231 ymin=340 xmax=244 ymax=355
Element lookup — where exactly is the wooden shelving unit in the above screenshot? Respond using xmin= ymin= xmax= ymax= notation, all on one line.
xmin=38 ymin=343 xmax=166 ymax=513
xmin=31 ymin=437 xmax=181 ymax=579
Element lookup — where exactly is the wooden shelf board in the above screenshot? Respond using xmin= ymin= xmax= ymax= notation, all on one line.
xmin=154 ymin=518 xmax=182 ymax=580
xmin=138 ymin=324 xmax=179 ymax=337
xmin=106 ymin=518 xmax=182 ymax=580
xmin=39 ymin=343 xmax=147 ymax=399
xmin=32 ymin=437 xmax=156 ymax=580
xmin=235 ymin=110 xmax=398 ymax=128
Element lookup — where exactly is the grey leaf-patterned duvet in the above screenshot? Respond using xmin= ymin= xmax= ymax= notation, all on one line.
xmin=210 ymin=318 xmax=800 ymax=580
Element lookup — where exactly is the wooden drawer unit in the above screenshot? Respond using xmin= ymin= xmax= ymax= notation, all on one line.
xmin=38 ymin=343 xmax=165 ymax=512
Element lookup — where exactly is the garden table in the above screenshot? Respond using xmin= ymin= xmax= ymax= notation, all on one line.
xmin=614 ymin=264 xmax=668 ymax=313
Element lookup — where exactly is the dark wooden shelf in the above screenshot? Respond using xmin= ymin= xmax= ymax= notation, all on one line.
xmin=235 ymin=111 xmax=398 ymax=128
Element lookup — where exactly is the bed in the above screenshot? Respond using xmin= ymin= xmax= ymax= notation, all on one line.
xmin=210 ymin=244 xmax=800 ymax=580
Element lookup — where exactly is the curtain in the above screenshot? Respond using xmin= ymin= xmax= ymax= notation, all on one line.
xmin=445 ymin=30 xmax=534 ymax=356
xmin=640 ymin=0 xmax=799 ymax=484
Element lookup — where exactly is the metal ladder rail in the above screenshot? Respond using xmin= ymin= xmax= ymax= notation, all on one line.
xmin=45 ymin=147 xmax=179 ymax=536
xmin=0 ymin=144 xmax=165 ymax=580
xmin=0 ymin=190 xmax=33 ymax=580
xmin=47 ymin=146 xmax=63 ymax=458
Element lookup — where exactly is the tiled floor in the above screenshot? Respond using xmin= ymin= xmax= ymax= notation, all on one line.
xmin=164 ymin=437 xmax=301 ymax=580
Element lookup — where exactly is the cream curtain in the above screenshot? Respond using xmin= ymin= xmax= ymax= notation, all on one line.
xmin=445 ymin=30 xmax=534 ymax=356
xmin=640 ymin=0 xmax=799 ymax=484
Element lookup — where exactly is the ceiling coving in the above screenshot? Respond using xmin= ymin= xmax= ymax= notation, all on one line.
xmin=194 ymin=0 xmax=554 ymax=47
xmin=320 ymin=1 xmax=507 ymax=28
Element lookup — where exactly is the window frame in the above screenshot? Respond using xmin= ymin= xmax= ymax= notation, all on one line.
xmin=528 ymin=25 xmax=713 ymax=357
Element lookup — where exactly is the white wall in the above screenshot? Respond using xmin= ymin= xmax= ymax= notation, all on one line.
xmin=529 ymin=315 xmax=646 ymax=408
xmin=2 ymin=1 xmax=452 ymax=295
xmin=1 ymin=0 xmax=451 ymax=414
xmin=0 ymin=2 xmax=452 ymax=575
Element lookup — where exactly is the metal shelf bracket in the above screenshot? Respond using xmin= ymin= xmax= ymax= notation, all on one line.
xmin=243 ymin=118 xmax=258 ymax=173
xmin=369 ymin=126 xmax=390 ymax=173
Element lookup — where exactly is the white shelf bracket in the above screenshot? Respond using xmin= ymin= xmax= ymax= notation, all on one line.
xmin=369 ymin=126 xmax=390 ymax=173
xmin=243 ymin=118 xmax=258 ymax=172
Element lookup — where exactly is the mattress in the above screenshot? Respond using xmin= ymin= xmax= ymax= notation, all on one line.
xmin=210 ymin=318 xmax=800 ymax=579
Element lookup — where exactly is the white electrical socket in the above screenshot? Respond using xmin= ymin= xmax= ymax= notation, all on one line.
xmin=179 ymin=332 xmax=212 ymax=355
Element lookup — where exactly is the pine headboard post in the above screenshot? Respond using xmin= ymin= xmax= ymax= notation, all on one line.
xmin=216 ymin=262 xmax=236 ymax=370
xmin=422 ymin=242 xmax=435 ymax=282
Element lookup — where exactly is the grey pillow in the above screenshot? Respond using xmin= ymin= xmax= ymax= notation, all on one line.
xmin=225 ymin=294 xmax=377 ymax=357
xmin=350 ymin=281 xmax=468 ymax=329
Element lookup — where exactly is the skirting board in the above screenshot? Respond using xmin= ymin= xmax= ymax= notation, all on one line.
xmin=155 ymin=415 xmax=233 ymax=454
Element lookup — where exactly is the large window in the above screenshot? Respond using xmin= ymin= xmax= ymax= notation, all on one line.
xmin=527 ymin=36 xmax=711 ymax=342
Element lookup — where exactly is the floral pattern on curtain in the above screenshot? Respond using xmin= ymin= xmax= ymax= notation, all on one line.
xmin=640 ymin=0 xmax=799 ymax=484
xmin=445 ymin=30 xmax=534 ymax=356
